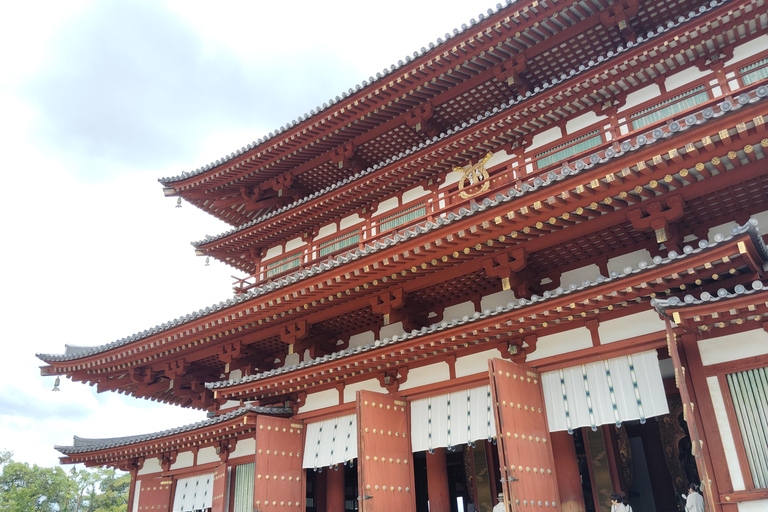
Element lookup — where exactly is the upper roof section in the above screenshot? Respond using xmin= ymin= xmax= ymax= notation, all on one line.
xmin=160 ymin=0 xmax=714 ymax=228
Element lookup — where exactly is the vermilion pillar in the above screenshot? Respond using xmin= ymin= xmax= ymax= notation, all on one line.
xmin=551 ymin=431 xmax=586 ymax=512
xmin=426 ymin=448 xmax=450 ymax=512
xmin=327 ymin=466 xmax=345 ymax=512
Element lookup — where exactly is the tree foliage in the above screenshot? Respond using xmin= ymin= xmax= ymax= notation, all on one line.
xmin=0 ymin=451 xmax=128 ymax=512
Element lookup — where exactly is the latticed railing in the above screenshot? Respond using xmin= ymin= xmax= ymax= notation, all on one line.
xmin=265 ymin=252 xmax=302 ymax=278
xmin=741 ymin=57 xmax=768 ymax=86
xmin=536 ymin=130 xmax=603 ymax=169
xmin=630 ymin=85 xmax=709 ymax=130
xmin=378 ymin=203 xmax=427 ymax=233
xmin=319 ymin=229 xmax=360 ymax=256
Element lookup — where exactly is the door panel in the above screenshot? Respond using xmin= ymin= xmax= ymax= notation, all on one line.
xmin=357 ymin=390 xmax=416 ymax=512
xmin=211 ymin=464 xmax=228 ymax=512
xmin=136 ymin=475 xmax=172 ymax=511
xmin=489 ymin=358 xmax=561 ymax=511
xmin=253 ymin=416 xmax=304 ymax=511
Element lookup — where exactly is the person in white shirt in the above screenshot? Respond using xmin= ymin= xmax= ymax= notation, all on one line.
xmin=685 ymin=483 xmax=706 ymax=512
xmin=610 ymin=492 xmax=632 ymax=512
xmin=492 ymin=492 xmax=505 ymax=512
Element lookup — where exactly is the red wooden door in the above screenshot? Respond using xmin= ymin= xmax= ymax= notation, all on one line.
xmin=135 ymin=475 xmax=172 ymax=512
xmin=356 ymin=390 xmax=416 ymax=512
xmin=211 ymin=464 xmax=228 ymax=512
xmin=489 ymin=358 xmax=561 ymax=512
xmin=253 ymin=416 xmax=305 ymax=511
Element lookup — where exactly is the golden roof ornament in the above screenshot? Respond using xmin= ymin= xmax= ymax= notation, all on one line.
xmin=454 ymin=152 xmax=493 ymax=199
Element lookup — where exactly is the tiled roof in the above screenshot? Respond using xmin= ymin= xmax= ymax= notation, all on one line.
xmin=206 ymin=219 xmax=768 ymax=390
xmin=36 ymin=84 xmax=768 ymax=365
xmin=55 ymin=404 xmax=292 ymax=455
xmin=651 ymin=280 xmax=768 ymax=316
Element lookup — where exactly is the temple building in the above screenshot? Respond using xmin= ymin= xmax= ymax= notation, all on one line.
xmin=38 ymin=0 xmax=768 ymax=511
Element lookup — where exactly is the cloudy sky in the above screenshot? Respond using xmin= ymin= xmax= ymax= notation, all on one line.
xmin=0 ymin=0 xmax=498 ymax=467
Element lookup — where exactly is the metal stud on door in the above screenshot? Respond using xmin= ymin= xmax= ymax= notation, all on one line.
xmin=489 ymin=358 xmax=561 ymax=512
xmin=357 ymin=390 xmax=416 ymax=512
xmin=253 ymin=416 xmax=304 ymax=511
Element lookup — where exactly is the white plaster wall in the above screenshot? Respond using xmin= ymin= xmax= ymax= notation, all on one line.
xmin=706 ymin=209 xmax=768 ymax=244
xmin=229 ymin=437 xmax=256 ymax=459
xmin=133 ymin=481 xmax=142 ymax=512
xmin=220 ymin=400 xmax=241 ymax=411
xmin=439 ymin=168 xmax=462 ymax=189
xmin=565 ymin=111 xmax=607 ymax=135
xmin=399 ymin=362 xmax=451 ymax=390
xmin=598 ymin=310 xmax=666 ymax=344
xmin=618 ymin=84 xmax=662 ymax=113
xmin=527 ymin=126 xmax=563 ymax=153
xmin=698 ymin=329 xmax=768 ymax=366
xmin=485 ymin=149 xmax=514 ymax=169
xmin=229 ymin=369 xmax=242 ymax=380
xmin=137 ymin=457 xmax=162 ymax=476
xmin=283 ymin=352 xmax=301 ymax=367
xmin=197 ymin=446 xmax=219 ymax=465
xmin=665 ymin=67 xmax=711 ymax=92
xmin=455 ymin=348 xmax=503 ymax=378
xmin=343 ymin=378 xmax=383 ymax=403
xmin=725 ymin=35 xmax=768 ymax=67
xmin=527 ymin=327 xmax=593 ymax=362
xmin=264 ymin=245 xmax=283 ymax=259
xmin=170 ymin=450 xmax=194 ymax=470
xmin=737 ymin=500 xmax=768 ymax=512
xmin=481 ymin=289 xmax=517 ymax=311
xmin=560 ymin=264 xmax=601 ymax=289
xmin=349 ymin=331 xmax=375 ymax=349
xmin=402 ymin=186 xmax=429 ymax=204
xmin=606 ymin=249 xmax=653 ymax=275
xmin=300 ymin=389 xmax=339 ymax=413
xmin=707 ymin=376 xmax=746 ymax=491
xmin=381 ymin=321 xmax=406 ymax=340
xmin=317 ymin=223 xmax=337 ymax=238
xmin=443 ymin=300 xmax=476 ymax=321
xmin=376 ymin=197 xmax=399 ymax=216
xmin=285 ymin=237 xmax=306 ymax=252
xmin=340 ymin=213 xmax=363 ymax=230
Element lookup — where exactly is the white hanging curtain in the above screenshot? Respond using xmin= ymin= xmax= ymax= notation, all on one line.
xmin=541 ymin=350 xmax=669 ymax=433
xmin=410 ymin=385 xmax=497 ymax=453
xmin=232 ymin=463 xmax=254 ymax=512
xmin=172 ymin=473 xmax=214 ymax=512
xmin=302 ymin=414 xmax=358 ymax=469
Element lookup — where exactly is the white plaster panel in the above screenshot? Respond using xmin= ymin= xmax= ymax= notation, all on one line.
xmin=736 ymin=499 xmax=768 ymax=512
xmin=455 ymin=348 xmax=503 ymax=378
xmin=349 ymin=331 xmax=375 ymax=349
xmin=170 ymin=450 xmax=194 ymax=470
xmin=618 ymin=84 xmax=662 ymax=113
xmin=481 ymin=289 xmax=517 ymax=311
xmin=300 ymin=389 xmax=339 ymax=413
xmin=560 ymin=264 xmax=600 ymax=289
xmin=606 ymin=249 xmax=653 ymax=275
xmin=219 ymin=400 xmax=241 ymax=412
xmin=380 ymin=321 xmax=405 ymax=340
xmin=264 ymin=245 xmax=283 ymax=259
xmin=285 ymin=237 xmax=306 ymax=252
xmin=343 ymin=378 xmax=384 ymax=403
xmin=399 ymin=362 xmax=451 ymax=391
xmin=485 ymin=150 xmax=514 ymax=169
xmin=229 ymin=369 xmax=242 ymax=380
xmin=340 ymin=213 xmax=362 ymax=230
xmin=664 ymin=67 xmax=711 ymax=92
xmin=598 ymin=310 xmax=666 ymax=345
xmin=317 ymin=223 xmax=337 ymax=238
xmin=443 ymin=301 xmax=476 ymax=322
xmin=439 ymin=168 xmax=462 ymax=189
xmin=565 ymin=111 xmax=607 ymax=135
xmin=402 ymin=186 xmax=429 ymax=204
xmin=196 ymin=446 xmax=218 ymax=465
xmin=376 ymin=197 xmax=399 ymax=216
xmin=137 ymin=457 xmax=162 ymax=476
xmin=526 ymin=327 xmax=593 ymax=362
xmin=283 ymin=352 xmax=300 ymax=367
xmin=707 ymin=376 xmax=745 ymax=490
xmin=698 ymin=329 xmax=768 ymax=366
xmin=527 ymin=126 xmax=563 ymax=152
xmin=725 ymin=35 xmax=768 ymax=67
xmin=229 ymin=437 xmax=256 ymax=459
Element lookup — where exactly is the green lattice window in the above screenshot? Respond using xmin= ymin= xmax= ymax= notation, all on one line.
xmin=741 ymin=58 xmax=768 ymax=86
xmin=379 ymin=203 xmax=426 ymax=232
xmin=535 ymin=130 xmax=602 ymax=169
xmin=232 ymin=462 xmax=254 ymax=512
xmin=726 ymin=366 xmax=768 ymax=488
xmin=319 ymin=229 xmax=360 ymax=256
xmin=630 ymin=85 xmax=709 ymax=130
xmin=265 ymin=252 xmax=302 ymax=278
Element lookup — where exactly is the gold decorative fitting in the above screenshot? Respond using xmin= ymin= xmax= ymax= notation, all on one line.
xmin=454 ymin=153 xmax=493 ymax=199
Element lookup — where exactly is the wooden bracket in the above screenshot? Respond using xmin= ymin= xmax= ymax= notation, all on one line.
xmin=627 ymin=195 xmax=685 ymax=249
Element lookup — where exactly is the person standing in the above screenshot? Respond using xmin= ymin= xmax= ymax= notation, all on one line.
xmin=610 ymin=492 xmax=633 ymax=512
xmin=685 ymin=483 xmax=706 ymax=512
xmin=493 ymin=492 xmax=505 ymax=512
